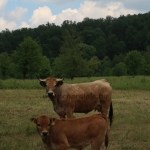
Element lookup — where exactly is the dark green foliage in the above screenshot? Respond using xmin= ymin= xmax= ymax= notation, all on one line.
xmin=76 ymin=43 xmax=96 ymax=60
xmin=125 ymin=50 xmax=144 ymax=76
xmin=112 ymin=62 xmax=127 ymax=76
xmin=87 ymin=56 xmax=101 ymax=76
xmin=143 ymin=64 xmax=150 ymax=75
xmin=39 ymin=56 xmax=52 ymax=78
xmin=1 ymin=12 xmax=150 ymax=78
xmin=103 ymin=68 xmax=112 ymax=76
xmin=13 ymin=37 xmax=43 ymax=79
xmin=100 ymin=57 xmax=112 ymax=76
xmin=0 ymin=52 xmax=11 ymax=79
xmin=53 ymin=27 xmax=90 ymax=79
xmin=92 ymin=36 xmax=107 ymax=59
xmin=142 ymin=47 xmax=150 ymax=75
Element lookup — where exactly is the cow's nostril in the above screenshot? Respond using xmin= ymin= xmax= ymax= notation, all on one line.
xmin=48 ymin=92 xmax=53 ymax=96
xmin=42 ymin=131 xmax=48 ymax=136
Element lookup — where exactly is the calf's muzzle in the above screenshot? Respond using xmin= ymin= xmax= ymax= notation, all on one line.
xmin=41 ymin=131 xmax=49 ymax=136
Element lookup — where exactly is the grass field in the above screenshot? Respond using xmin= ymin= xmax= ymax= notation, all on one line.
xmin=0 ymin=76 xmax=150 ymax=90
xmin=0 ymin=89 xmax=150 ymax=150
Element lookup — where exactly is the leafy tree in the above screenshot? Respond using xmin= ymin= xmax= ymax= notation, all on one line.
xmin=92 ymin=36 xmax=107 ymax=59
xmin=112 ymin=62 xmax=127 ymax=76
xmin=0 ymin=52 xmax=10 ymax=79
xmin=143 ymin=64 xmax=150 ymax=75
xmin=99 ymin=56 xmax=112 ymax=76
xmin=88 ymin=56 xmax=101 ymax=76
xmin=112 ymin=41 xmax=126 ymax=55
xmin=39 ymin=56 xmax=52 ymax=78
xmin=53 ymin=27 xmax=89 ymax=79
xmin=125 ymin=50 xmax=144 ymax=76
xmin=112 ymin=54 xmax=125 ymax=67
xmin=106 ymin=33 xmax=119 ymax=59
xmin=53 ymin=53 xmax=88 ymax=79
xmin=13 ymin=37 xmax=43 ymax=79
xmin=76 ymin=43 xmax=96 ymax=60
xmin=125 ymin=25 xmax=137 ymax=51
xmin=146 ymin=32 xmax=150 ymax=46
xmin=142 ymin=47 xmax=150 ymax=75
xmin=103 ymin=68 xmax=112 ymax=76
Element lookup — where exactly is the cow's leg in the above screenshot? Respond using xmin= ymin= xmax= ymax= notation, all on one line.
xmin=66 ymin=107 xmax=73 ymax=118
xmin=91 ymin=137 xmax=105 ymax=150
xmin=59 ymin=114 xmax=66 ymax=118
xmin=57 ymin=144 xmax=68 ymax=150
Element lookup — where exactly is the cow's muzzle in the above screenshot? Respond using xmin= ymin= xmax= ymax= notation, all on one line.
xmin=41 ymin=131 xmax=49 ymax=136
xmin=48 ymin=91 xmax=55 ymax=97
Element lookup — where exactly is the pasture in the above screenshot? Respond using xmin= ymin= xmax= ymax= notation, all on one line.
xmin=0 ymin=76 xmax=150 ymax=149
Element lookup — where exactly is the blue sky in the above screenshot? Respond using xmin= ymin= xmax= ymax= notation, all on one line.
xmin=0 ymin=0 xmax=149 ymax=32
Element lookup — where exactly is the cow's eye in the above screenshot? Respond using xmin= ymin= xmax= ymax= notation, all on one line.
xmin=37 ymin=123 xmax=41 ymax=127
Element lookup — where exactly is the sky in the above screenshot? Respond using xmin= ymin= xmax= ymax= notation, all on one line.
xmin=0 ymin=0 xmax=150 ymax=32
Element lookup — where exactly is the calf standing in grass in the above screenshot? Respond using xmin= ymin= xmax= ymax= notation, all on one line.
xmin=30 ymin=114 xmax=109 ymax=150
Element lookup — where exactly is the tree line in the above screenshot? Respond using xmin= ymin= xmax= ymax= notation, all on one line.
xmin=0 ymin=12 xmax=150 ymax=79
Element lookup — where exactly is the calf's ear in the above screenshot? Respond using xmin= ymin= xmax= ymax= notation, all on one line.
xmin=30 ymin=118 xmax=37 ymax=124
xmin=50 ymin=118 xmax=57 ymax=125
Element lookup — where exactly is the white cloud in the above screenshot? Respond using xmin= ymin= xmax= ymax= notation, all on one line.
xmin=19 ymin=21 xmax=30 ymax=29
xmin=25 ymin=0 xmax=73 ymax=4
xmin=53 ymin=1 xmax=138 ymax=25
xmin=7 ymin=7 xmax=28 ymax=21
xmin=0 ymin=17 xmax=17 ymax=31
xmin=55 ymin=8 xmax=83 ymax=25
xmin=78 ymin=1 xmax=138 ymax=19
xmin=0 ymin=0 xmax=145 ymax=31
xmin=0 ymin=0 xmax=7 ymax=11
xmin=29 ymin=6 xmax=56 ymax=27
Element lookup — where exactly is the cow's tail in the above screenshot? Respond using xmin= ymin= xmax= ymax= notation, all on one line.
xmin=105 ymin=130 xmax=109 ymax=149
xmin=109 ymin=101 xmax=113 ymax=127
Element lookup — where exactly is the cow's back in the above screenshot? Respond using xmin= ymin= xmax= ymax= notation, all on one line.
xmin=56 ymin=79 xmax=112 ymax=113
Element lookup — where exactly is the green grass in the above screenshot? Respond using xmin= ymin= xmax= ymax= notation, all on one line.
xmin=0 ymin=89 xmax=150 ymax=150
xmin=0 ymin=76 xmax=150 ymax=90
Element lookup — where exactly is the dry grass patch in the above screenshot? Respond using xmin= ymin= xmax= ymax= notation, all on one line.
xmin=0 ymin=89 xmax=150 ymax=150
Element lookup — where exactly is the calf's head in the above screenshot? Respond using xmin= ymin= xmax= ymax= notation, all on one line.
xmin=30 ymin=115 xmax=56 ymax=139
xmin=38 ymin=77 xmax=63 ymax=97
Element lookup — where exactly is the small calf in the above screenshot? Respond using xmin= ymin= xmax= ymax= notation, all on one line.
xmin=30 ymin=114 xmax=108 ymax=150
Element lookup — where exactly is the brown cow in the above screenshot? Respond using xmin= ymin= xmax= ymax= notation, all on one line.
xmin=30 ymin=114 xmax=109 ymax=150
xmin=38 ymin=77 xmax=113 ymax=126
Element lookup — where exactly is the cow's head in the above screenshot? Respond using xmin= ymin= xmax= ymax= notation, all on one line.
xmin=37 ymin=77 xmax=64 ymax=97
xmin=30 ymin=115 xmax=56 ymax=139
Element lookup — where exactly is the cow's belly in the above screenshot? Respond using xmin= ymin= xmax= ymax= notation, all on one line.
xmin=69 ymin=140 xmax=90 ymax=149
xmin=74 ymin=97 xmax=98 ymax=113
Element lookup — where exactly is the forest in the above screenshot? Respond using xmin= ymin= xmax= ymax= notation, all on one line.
xmin=0 ymin=12 xmax=150 ymax=79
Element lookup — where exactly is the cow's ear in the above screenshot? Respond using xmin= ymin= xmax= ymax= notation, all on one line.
xmin=40 ymin=81 xmax=46 ymax=87
xmin=30 ymin=118 xmax=37 ymax=124
xmin=50 ymin=118 xmax=57 ymax=125
xmin=55 ymin=81 xmax=63 ymax=87
xmin=55 ymin=78 xmax=64 ymax=87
